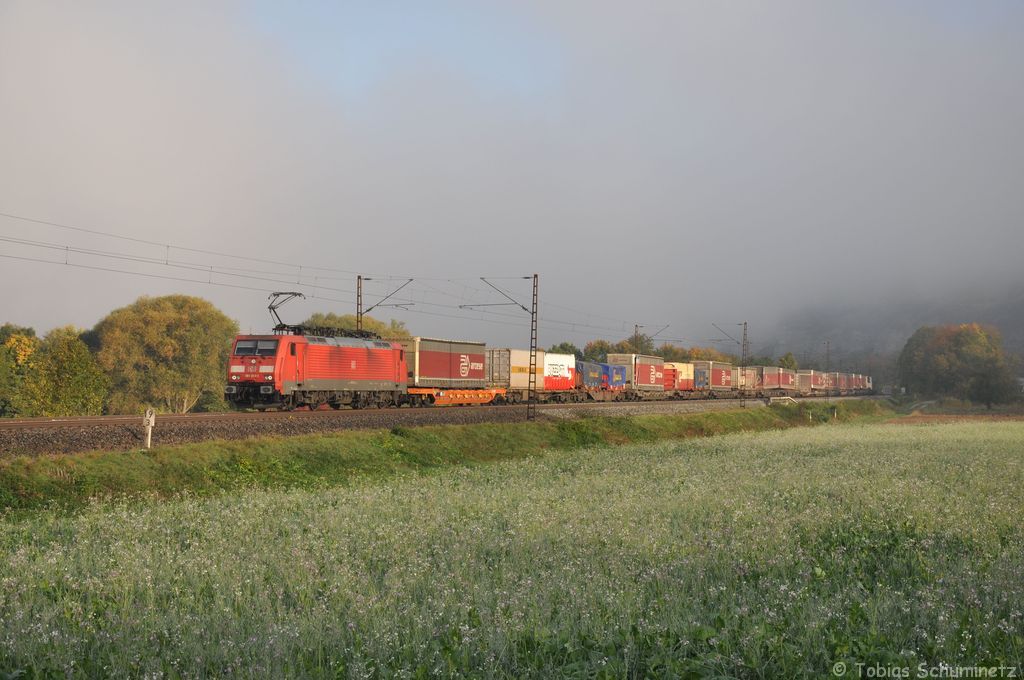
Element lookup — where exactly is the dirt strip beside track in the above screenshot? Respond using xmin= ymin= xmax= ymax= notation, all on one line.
xmin=886 ymin=413 xmax=1024 ymax=425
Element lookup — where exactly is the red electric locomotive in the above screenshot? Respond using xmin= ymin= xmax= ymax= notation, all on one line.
xmin=224 ymin=333 xmax=407 ymax=410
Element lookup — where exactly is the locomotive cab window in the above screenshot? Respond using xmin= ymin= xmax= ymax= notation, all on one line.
xmin=234 ymin=340 xmax=279 ymax=356
xmin=255 ymin=340 xmax=279 ymax=356
xmin=233 ymin=340 xmax=257 ymax=355
xmin=290 ymin=343 xmax=296 ymax=357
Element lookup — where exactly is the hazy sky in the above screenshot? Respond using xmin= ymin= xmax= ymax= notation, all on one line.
xmin=1 ymin=1 xmax=1022 ymax=353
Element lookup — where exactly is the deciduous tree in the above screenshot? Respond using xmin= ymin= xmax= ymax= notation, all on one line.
xmin=0 ymin=346 xmax=18 ymax=417
xmin=15 ymin=327 xmax=108 ymax=417
xmin=685 ymin=346 xmax=735 ymax=363
xmin=302 ymin=313 xmax=411 ymax=339
xmin=897 ymin=323 xmax=1018 ymax=407
xmin=0 ymin=323 xmax=35 ymax=344
xmin=582 ymin=339 xmax=614 ymax=363
xmin=3 ymin=333 xmax=38 ymax=367
xmin=0 ymin=331 xmax=39 ymax=417
xmin=653 ymin=343 xmax=689 ymax=362
xmin=548 ymin=342 xmax=582 ymax=358
xmin=94 ymin=295 xmax=239 ymax=414
xmin=620 ymin=333 xmax=655 ymax=355
xmin=582 ymin=337 xmax=737 ymax=364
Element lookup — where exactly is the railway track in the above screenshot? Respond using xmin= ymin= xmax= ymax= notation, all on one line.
xmin=0 ymin=409 xmax=355 ymax=430
xmin=0 ymin=400 xmax=741 ymax=431
xmin=0 ymin=396 xmax=871 ymax=457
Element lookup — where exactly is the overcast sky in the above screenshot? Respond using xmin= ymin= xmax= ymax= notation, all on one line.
xmin=1 ymin=1 xmax=1022 ymax=353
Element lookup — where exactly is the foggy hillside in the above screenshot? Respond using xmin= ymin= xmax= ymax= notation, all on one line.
xmin=760 ymin=282 xmax=1024 ymax=374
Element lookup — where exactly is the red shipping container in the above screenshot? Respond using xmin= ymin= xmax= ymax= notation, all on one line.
xmin=396 ymin=337 xmax=486 ymax=388
xmin=663 ymin=366 xmax=678 ymax=391
xmin=739 ymin=367 xmax=760 ymax=391
xmin=826 ymin=373 xmax=846 ymax=391
xmin=763 ymin=367 xmax=798 ymax=391
xmin=782 ymin=369 xmax=797 ymax=389
xmin=637 ymin=357 xmax=664 ymax=389
xmin=712 ymin=366 xmax=733 ymax=388
xmin=665 ymin=362 xmax=695 ymax=391
xmin=798 ymin=370 xmax=828 ymax=392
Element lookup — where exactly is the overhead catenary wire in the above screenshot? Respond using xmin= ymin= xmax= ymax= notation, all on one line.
xmin=0 ymin=251 xmax=574 ymax=336
xmin=0 ymin=254 xmax=697 ymax=348
xmin=0 ymin=210 xmax=646 ymax=322
xmin=0 ymin=252 xmax=278 ymax=295
xmin=1 ymin=209 xmax=699 ymax=343
xmin=1 ymin=247 xmax=700 ymax=344
xmin=1 ymin=231 xmax=680 ymax=338
xmin=0 ymin=210 xmax=361 ymax=273
xmin=0 ymin=235 xmax=362 ymax=296
xmin=0 ymin=210 xmax=531 ymax=281
xmin=0 ymin=244 xmax=733 ymax=350
xmin=0 ymin=217 xmax=544 ymax=309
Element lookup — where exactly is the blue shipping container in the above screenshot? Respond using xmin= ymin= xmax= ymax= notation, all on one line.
xmin=607 ymin=364 xmax=627 ymax=388
xmin=577 ymin=360 xmax=605 ymax=389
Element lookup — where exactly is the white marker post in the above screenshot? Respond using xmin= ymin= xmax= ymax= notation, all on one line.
xmin=143 ymin=408 xmax=156 ymax=450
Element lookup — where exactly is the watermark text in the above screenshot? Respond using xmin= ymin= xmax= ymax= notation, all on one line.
xmin=832 ymin=661 xmax=1019 ymax=678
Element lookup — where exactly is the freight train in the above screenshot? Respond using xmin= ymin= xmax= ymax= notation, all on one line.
xmin=224 ymin=327 xmax=872 ymax=411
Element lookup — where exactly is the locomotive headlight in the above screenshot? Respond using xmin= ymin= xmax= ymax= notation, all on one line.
xmin=265 ymin=374 xmax=274 ymax=381
xmin=231 ymin=375 xmax=239 ymax=381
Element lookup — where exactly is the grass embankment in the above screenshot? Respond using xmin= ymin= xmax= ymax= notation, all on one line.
xmin=0 ymin=400 xmax=886 ymax=511
xmin=1 ymin=421 xmax=1021 ymax=677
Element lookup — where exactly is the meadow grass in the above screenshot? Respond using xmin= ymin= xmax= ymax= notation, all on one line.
xmin=1 ymin=419 xmax=1022 ymax=677
xmin=0 ymin=400 xmax=884 ymax=511
xmin=896 ymin=397 xmax=1024 ymax=416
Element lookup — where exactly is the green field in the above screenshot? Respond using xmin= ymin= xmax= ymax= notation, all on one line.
xmin=1 ymin=420 xmax=1022 ymax=677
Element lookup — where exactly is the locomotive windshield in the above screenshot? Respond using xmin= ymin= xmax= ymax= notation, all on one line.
xmin=234 ymin=339 xmax=279 ymax=356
